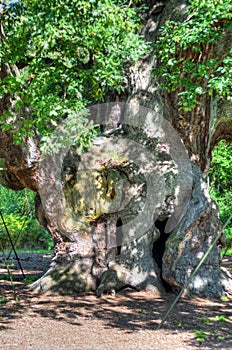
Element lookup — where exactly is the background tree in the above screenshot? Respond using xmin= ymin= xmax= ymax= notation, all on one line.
xmin=0 ymin=184 xmax=53 ymax=250
xmin=209 ymin=141 xmax=232 ymax=250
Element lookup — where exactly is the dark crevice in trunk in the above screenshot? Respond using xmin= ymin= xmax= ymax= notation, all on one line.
xmin=115 ymin=218 xmax=123 ymax=256
xmin=153 ymin=219 xmax=172 ymax=291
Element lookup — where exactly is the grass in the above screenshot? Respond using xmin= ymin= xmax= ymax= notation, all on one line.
xmin=193 ymin=330 xmax=209 ymax=342
xmin=23 ymin=276 xmax=39 ymax=285
xmin=2 ymin=248 xmax=231 ymax=255
xmin=193 ymin=314 xmax=230 ymax=342
xmin=200 ymin=318 xmax=213 ymax=324
xmin=1 ymin=249 xmax=53 ymax=254
xmin=220 ymin=296 xmax=230 ymax=302
xmin=0 ymin=296 xmax=7 ymax=306
xmin=0 ymin=274 xmax=11 ymax=281
xmin=0 ymin=249 xmax=50 ymax=288
xmin=222 ymin=249 xmax=232 ymax=256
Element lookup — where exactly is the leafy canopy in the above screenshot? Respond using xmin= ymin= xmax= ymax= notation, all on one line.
xmin=156 ymin=0 xmax=232 ymax=111
xmin=0 ymin=0 xmax=148 ymax=143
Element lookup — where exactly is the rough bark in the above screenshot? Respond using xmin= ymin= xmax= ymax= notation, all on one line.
xmin=125 ymin=0 xmax=232 ymax=297
xmin=31 ymin=114 xmax=181 ymax=295
xmin=0 ymin=0 xmax=232 ymax=298
xmin=0 ymin=64 xmax=38 ymax=191
xmin=162 ymin=166 xmax=231 ymax=297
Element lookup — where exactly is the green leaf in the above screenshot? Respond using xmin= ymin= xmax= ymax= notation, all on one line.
xmin=0 ymin=0 xmax=149 ymax=142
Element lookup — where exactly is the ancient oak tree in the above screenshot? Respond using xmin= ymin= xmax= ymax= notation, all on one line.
xmin=0 ymin=0 xmax=232 ymax=297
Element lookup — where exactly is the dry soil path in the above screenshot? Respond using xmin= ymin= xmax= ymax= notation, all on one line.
xmin=0 ymin=253 xmax=232 ymax=350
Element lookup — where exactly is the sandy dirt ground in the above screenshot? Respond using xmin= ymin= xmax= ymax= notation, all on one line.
xmin=0 ymin=252 xmax=232 ymax=350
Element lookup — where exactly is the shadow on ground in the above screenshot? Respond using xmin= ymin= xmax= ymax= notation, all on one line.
xmin=0 ymin=253 xmax=232 ymax=349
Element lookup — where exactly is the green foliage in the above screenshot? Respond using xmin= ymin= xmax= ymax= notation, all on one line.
xmin=209 ymin=141 xmax=232 ymax=196
xmin=0 ymin=0 xmax=148 ymax=143
xmin=0 ymin=184 xmax=53 ymax=250
xmin=214 ymin=315 xmax=228 ymax=322
xmin=0 ymin=296 xmax=7 ymax=306
xmin=200 ymin=318 xmax=213 ymax=324
xmin=156 ymin=0 xmax=232 ymax=111
xmin=220 ymin=295 xmax=230 ymax=301
xmin=193 ymin=329 xmax=208 ymax=342
xmin=23 ymin=275 xmax=38 ymax=285
xmin=223 ymin=249 xmax=232 ymax=256
xmin=41 ymin=110 xmax=100 ymax=155
xmin=209 ymin=140 xmax=232 ymax=248
xmin=193 ymin=314 xmax=230 ymax=342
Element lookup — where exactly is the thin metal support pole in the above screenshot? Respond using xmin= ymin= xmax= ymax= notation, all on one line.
xmin=0 ymin=209 xmax=25 ymax=278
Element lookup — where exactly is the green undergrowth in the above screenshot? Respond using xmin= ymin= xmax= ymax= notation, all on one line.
xmin=0 ymin=185 xmax=54 ymax=251
xmin=193 ymin=314 xmax=231 ymax=343
xmin=1 ymin=249 xmax=53 ymax=254
xmin=23 ymin=276 xmax=40 ymax=285
xmin=0 ymin=296 xmax=7 ymax=306
xmin=222 ymin=249 xmax=232 ymax=256
xmin=209 ymin=141 xmax=232 ymax=250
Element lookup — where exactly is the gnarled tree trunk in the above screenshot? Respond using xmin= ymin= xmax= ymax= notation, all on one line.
xmin=0 ymin=0 xmax=232 ymax=298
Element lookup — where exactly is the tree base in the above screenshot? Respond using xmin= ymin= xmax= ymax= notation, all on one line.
xmin=30 ymin=228 xmax=165 ymax=296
